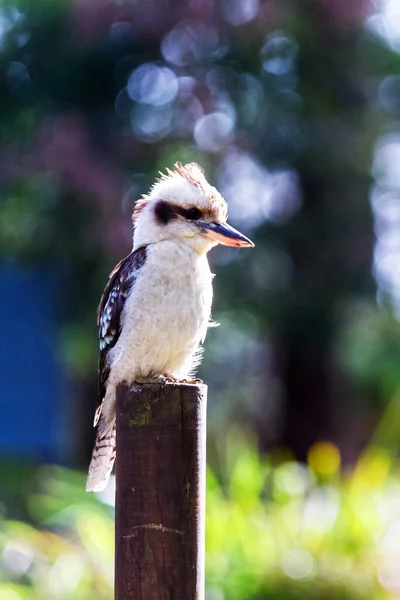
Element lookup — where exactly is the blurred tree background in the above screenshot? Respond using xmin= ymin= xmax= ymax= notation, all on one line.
xmin=2 ymin=0 xmax=400 ymax=598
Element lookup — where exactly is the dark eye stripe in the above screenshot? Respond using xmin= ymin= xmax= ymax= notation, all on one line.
xmin=154 ymin=201 xmax=176 ymax=225
xmin=154 ymin=201 xmax=203 ymax=225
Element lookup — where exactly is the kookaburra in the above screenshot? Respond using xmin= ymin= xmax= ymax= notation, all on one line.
xmin=86 ymin=162 xmax=253 ymax=492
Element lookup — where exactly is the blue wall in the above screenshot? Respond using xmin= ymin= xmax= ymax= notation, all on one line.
xmin=0 ymin=263 xmax=70 ymax=461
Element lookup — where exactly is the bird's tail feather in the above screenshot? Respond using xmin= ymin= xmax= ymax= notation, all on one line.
xmin=86 ymin=420 xmax=116 ymax=492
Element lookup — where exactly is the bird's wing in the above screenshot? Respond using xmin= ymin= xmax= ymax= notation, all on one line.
xmin=96 ymin=246 xmax=147 ymax=412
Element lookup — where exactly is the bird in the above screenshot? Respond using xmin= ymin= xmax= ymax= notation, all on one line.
xmin=86 ymin=161 xmax=254 ymax=492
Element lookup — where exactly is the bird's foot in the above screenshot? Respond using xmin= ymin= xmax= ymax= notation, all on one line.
xmin=135 ymin=375 xmax=177 ymax=385
xmin=158 ymin=375 xmax=178 ymax=384
xmin=134 ymin=376 xmax=203 ymax=385
xmin=179 ymin=378 xmax=204 ymax=384
xmin=159 ymin=375 xmax=204 ymax=385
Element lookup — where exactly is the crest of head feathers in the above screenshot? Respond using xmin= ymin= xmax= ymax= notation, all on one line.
xmin=162 ymin=162 xmax=207 ymax=189
xmin=132 ymin=162 xmax=227 ymax=223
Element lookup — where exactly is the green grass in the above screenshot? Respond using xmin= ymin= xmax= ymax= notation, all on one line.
xmin=1 ymin=414 xmax=400 ymax=599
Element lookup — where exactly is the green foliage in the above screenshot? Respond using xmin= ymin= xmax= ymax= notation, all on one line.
xmin=335 ymin=301 xmax=400 ymax=401
xmin=0 ymin=466 xmax=114 ymax=600
xmin=206 ymin=432 xmax=391 ymax=600
xmin=1 ymin=432 xmax=399 ymax=600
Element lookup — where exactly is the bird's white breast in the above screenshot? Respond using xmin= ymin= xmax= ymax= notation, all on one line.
xmin=108 ymin=241 xmax=213 ymax=383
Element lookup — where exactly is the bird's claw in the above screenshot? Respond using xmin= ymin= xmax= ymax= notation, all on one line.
xmin=134 ymin=376 xmax=203 ymax=385
xmin=135 ymin=375 xmax=177 ymax=385
xmin=160 ymin=375 xmax=204 ymax=385
xmin=159 ymin=375 xmax=177 ymax=384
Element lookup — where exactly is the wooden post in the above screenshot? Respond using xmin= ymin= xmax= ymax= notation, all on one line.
xmin=115 ymin=382 xmax=207 ymax=600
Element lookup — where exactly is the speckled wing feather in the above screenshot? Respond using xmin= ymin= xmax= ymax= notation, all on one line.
xmin=86 ymin=246 xmax=147 ymax=492
xmin=97 ymin=246 xmax=148 ymax=410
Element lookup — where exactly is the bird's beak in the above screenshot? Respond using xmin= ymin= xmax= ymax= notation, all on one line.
xmin=197 ymin=221 xmax=254 ymax=248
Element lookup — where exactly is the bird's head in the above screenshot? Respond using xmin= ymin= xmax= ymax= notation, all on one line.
xmin=132 ymin=162 xmax=254 ymax=254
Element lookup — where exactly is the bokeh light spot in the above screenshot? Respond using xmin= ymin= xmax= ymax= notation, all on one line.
xmin=281 ymin=549 xmax=314 ymax=579
xmin=109 ymin=21 xmax=134 ymax=41
xmin=371 ymin=133 xmax=400 ymax=315
xmin=367 ymin=0 xmax=400 ymax=52
xmin=218 ymin=151 xmax=301 ymax=228
xmin=221 ymin=0 xmax=259 ymax=26
xmin=308 ymin=441 xmax=341 ymax=476
xmin=275 ymin=462 xmax=313 ymax=496
xmin=161 ymin=20 xmax=222 ymax=66
xmin=161 ymin=22 xmax=197 ymax=66
xmin=6 ymin=61 xmax=30 ymax=88
xmin=378 ymin=75 xmax=400 ymax=112
xmin=127 ymin=64 xmax=178 ymax=107
xmin=130 ymin=104 xmax=173 ymax=143
xmin=2 ymin=542 xmax=34 ymax=575
xmin=303 ymin=487 xmax=340 ymax=532
xmin=194 ymin=112 xmax=234 ymax=152
xmin=261 ymin=32 xmax=298 ymax=76
xmin=0 ymin=5 xmax=21 ymax=49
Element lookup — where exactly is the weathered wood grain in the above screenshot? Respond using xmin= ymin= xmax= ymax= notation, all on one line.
xmin=115 ymin=382 xmax=207 ymax=600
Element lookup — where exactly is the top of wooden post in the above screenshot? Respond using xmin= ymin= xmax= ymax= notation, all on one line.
xmin=120 ymin=381 xmax=207 ymax=426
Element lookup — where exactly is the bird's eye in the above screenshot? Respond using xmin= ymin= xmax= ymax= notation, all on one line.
xmin=186 ymin=207 xmax=202 ymax=220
